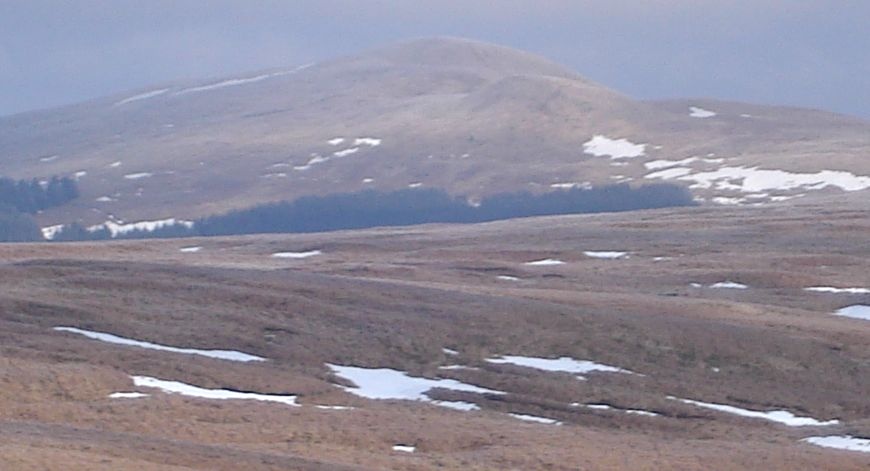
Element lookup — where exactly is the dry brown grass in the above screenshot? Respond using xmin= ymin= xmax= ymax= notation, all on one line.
xmin=0 ymin=200 xmax=868 ymax=469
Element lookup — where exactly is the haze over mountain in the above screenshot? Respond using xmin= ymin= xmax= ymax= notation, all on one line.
xmin=1 ymin=37 xmax=868 ymax=233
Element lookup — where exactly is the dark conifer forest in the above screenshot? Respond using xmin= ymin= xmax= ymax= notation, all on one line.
xmin=0 ymin=176 xmax=79 ymax=242
xmin=50 ymin=183 xmax=693 ymax=241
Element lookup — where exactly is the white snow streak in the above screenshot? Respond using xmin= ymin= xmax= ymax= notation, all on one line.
xmin=53 ymin=327 xmax=265 ymax=362
xmin=133 ymin=376 xmax=297 ymax=406
xmin=668 ymin=397 xmax=838 ymax=426
xmin=271 ymin=250 xmax=322 ymax=259
xmin=805 ymin=287 xmax=869 ymax=294
xmin=115 ymin=88 xmax=170 ymax=106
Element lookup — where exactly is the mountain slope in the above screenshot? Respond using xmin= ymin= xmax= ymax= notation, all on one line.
xmin=1 ymin=37 xmax=868 ymax=229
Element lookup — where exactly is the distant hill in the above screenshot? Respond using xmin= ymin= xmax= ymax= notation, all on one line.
xmin=1 ymin=37 xmax=868 ymax=233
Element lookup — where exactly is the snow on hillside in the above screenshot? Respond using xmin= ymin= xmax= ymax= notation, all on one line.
xmin=334 ymin=147 xmax=360 ymax=157
xmin=668 ymin=397 xmax=838 ymax=426
xmin=802 ymin=436 xmax=870 ymax=453
xmin=132 ymin=376 xmax=298 ymax=405
xmin=175 ymin=74 xmax=273 ymax=96
xmin=327 ymin=364 xmax=504 ymax=402
xmin=583 ymin=135 xmax=646 ymax=159
xmin=54 ymin=326 xmax=265 ymax=362
xmin=124 ymin=172 xmax=153 ymax=180
xmin=272 ymin=250 xmax=322 ymax=259
xmin=112 ymin=64 xmax=312 ymax=106
xmin=835 ymin=305 xmax=870 ymax=321
xmin=63 ymin=218 xmax=195 ymax=238
xmin=644 ymin=166 xmax=870 ymax=197
xmin=354 ymin=137 xmax=382 ymax=146
xmin=114 ymin=88 xmax=170 ymax=106
xmin=40 ymin=224 xmax=65 ymax=240
xmin=584 ymin=251 xmax=628 ymax=259
xmin=293 ymin=137 xmax=382 ymax=171
xmin=689 ymin=106 xmax=717 ymax=118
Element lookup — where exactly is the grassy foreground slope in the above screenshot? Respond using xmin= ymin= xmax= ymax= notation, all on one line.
xmin=0 ymin=195 xmax=868 ymax=470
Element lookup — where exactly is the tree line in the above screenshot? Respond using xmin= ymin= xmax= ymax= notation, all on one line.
xmin=51 ymin=183 xmax=694 ymax=241
xmin=0 ymin=176 xmax=80 ymax=242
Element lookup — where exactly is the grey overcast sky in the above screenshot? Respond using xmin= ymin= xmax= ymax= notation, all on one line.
xmin=1 ymin=0 xmax=868 ymax=118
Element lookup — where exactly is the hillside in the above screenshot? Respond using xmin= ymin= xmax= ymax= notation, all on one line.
xmin=0 ymin=37 xmax=868 ymax=232
xmin=1 ymin=197 xmax=868 ymax=469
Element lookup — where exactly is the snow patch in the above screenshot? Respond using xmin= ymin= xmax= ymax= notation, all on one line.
xmin=668 ymin=397 xmax=838 ymax=426
xmin=294 ymin=155 xmax=328 ymax=171
xmin=805 ymin=287 xmax=869 ymax=294
xmin=95 ymin=196 xmax=114 ymax=202
xmin=327 ymin=364 xmax=503 ymax=402
xmin=172 ymin=66 xmax=307 ymax=96
xmin=646 ymin=166 xmax=870 ymax=193
xmin=689 ymin=106 xmax=717 ymax=118
xmin=53 ymin=327 xmax=265 ymax=362
xmin=508 ymin=413 xmax=562 ymax=425
xmin=584 ymin=251 xmax=628 ymax=259
xmin=550 ymin=182 xmax=591 ymax=190
xmin=115 ymin=88 xmax=169 ymax=106
xmin=834 ymin=305 xmax=870 ymax=321
xmin=123 ymin=172 xmax=153 ymax=180
xmin=88 ymin=218 xmax=193 ymax=237
xmin=392 ymin=445 xmax=416 ymax=453
xmin=39 ymin=155 xmax=59 ymax=163
xmin=333 ymin=147 xmax=359 ymax=158
xmin=710 ymin=281 xmax=748 ymax=289
xmin=109 ymin=392 xmax=149 ymax=399
xmin=133 ymin=376 xmax=298 ymax=406
xmin=408 ymin=182 xmax=423 ymax=188
xmin=354 ymin=137 xmax=381 ymax=146
xmin=486 ymin=355 xmax=633 ymax=376
xmin=802 ymin=436 xmax=870 ymax=453
xmin=442 ymin=348 xmax=459 ymax=356
xmin=41 ymin=224 xmax=65 ymax=240
xmin=327 ymin=138 xmax=345 ymax=146
xmin=712 ymin=196 xmax=747 ymax=206
xmin=583 ymin=135 xmax=646 ymax=159
xmin=315 ymin=405 xmax=354 ymax=411
xmin=271 ymin=250 xmax=321 ymax=259
xmin=524 ymin=258 xmax=564 ymax=266
xmin=179 ymin=246 xmax=202 ymax=253
xmin=497 ymin=275 xmax=520 ymax=281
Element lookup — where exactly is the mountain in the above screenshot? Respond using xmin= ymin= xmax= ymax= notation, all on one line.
xmin=1 ymin=37 xmax=868 ymax=230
